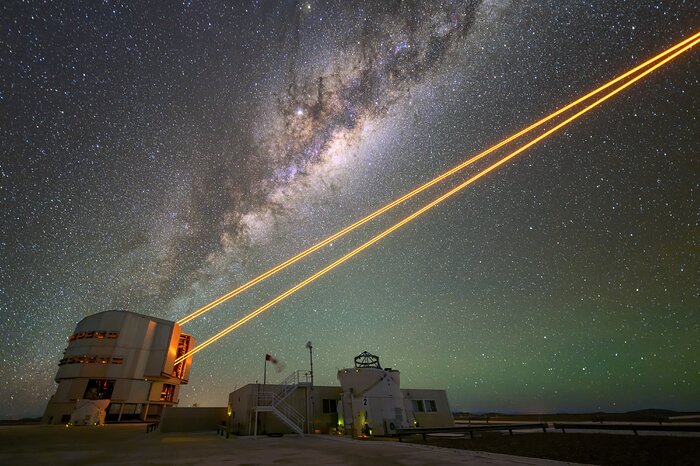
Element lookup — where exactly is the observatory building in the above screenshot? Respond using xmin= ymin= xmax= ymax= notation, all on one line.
xmin=43 ymin=310 xmax=194 ymax=424
xmin=337 ymin=351 xmax=409 ymax=436
xmin=224 ymin=351 xmax=453 ymax=436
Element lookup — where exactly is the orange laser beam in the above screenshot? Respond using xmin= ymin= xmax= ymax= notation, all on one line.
xmin=175 ymin=34 xmax=699 ymax=363
xmin=175 ymin=30 xmax=700 ymax=326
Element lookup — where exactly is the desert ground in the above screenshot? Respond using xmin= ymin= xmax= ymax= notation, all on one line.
xmin=3 ymin=421 xmax=700 ymax=465
xmin=0 ymin=423 xmax=578 ymax=466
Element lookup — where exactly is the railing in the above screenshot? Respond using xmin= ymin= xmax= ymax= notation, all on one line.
xmin=216 ymin=424 xmax=229 ymax=438
xmin=553 ymin=423 xmax=700 ymax=435
xmin=145 ymin=421 xmax=159 ymax=433
xmin=396 ymin=423 xmax=548 ymax=441
xmin=275 ymin=370 xmax=311 ymax=402
xmin=272 ymin=400 xmax=305 ymax=433
xmin=256 ymin=391 xmax=305 ymax=434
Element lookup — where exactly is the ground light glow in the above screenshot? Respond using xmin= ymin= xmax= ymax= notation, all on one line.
xmin=174 ymin=31 xmax=699 ymax=364
xmin=175 ymin=30 xmax=700 ymax=327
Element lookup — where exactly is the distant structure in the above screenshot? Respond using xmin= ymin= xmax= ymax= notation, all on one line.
xmin=223 ymin=351 xmax=452 ymax=436
xmin=43 ymin=310 xmax=194 ymax=424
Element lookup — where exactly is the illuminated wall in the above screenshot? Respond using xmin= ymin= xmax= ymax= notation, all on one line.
xmin=224 ymin=378 xmax=452 ymax=436
xmin=337 ymin=366 xmax=409 ymax=436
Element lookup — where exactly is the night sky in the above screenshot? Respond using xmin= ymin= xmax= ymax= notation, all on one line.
xmin=2 ymin=1 xmax=698 ymax=419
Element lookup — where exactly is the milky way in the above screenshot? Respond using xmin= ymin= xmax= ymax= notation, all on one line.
xmin=1 ymin=1 xmax=698 ymax=418
xmin=205 ymin=1 xmax=483 ymax=281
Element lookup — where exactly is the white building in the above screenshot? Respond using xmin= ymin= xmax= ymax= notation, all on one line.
xmin=43 ymin=310 xmax=194 ymax=424
xmin=225 ymin=351 xmax=453 ymax=436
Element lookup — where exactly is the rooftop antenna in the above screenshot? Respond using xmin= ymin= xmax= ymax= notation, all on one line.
xmin=306 ymin=341 xmax=314 ymax=386
xmin=354 ymin=351 xmax=381 ymax=369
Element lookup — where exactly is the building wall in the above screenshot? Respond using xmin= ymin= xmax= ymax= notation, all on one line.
xmin=227 ymin=384 xmax=305 ymax=435
xmin=227 ymin=384 xmax=256 ymax=435
xmin=402 ymin=388 xmax=454 ymax=428
xmin=310 ymin=385 xmax=343 ymax=433
xmin=43 ymin=400 xmax=76 ymax=425
xmin=227 ymin=384 xmax=342 ymax=435
xmin=159 ymin=407 xmax=228 ymax=432
xmin=226 ymin=382 xmax=453 ymax=436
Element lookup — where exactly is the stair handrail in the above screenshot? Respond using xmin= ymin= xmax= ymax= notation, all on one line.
xmin=255 ymin=391 xmax=304 ymax=425
xmin=275 ymin=370 xmax=312 ymax=401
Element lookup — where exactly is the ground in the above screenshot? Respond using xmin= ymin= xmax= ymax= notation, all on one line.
xmin=0 ymin=424 xmax=576 ymax=466
xmin=3 ymin=423 xmax=699 ymax=465
xmin=404 ymin=431 xmax=700 ymax=466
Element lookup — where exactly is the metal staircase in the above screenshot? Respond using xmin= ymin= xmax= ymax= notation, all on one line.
xmin=275 ymin=370 xmax=311 ymax=402
xmin=254 ymin=371 xmax=311 ymax=436
xmin=255 ymin=392 xmax=305 ymax=435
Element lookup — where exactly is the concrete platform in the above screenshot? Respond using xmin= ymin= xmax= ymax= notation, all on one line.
xmin=0 ymin=424 xmax=586 ymax=465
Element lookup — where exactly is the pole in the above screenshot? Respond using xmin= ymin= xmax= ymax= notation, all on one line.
xmin=254 ymin=380 xmax=259 ymax=438
xmin=306 ymin=341 xmax=313 ymax=386
xmin=254 ymin=404 xmax=259 ymax=438
xmin=306 ymin=385 xmax=310 ymax=434
xmin=306 ymin=341 xmax=314 ymax=433
xmin=263 ymin=357 xmax=267 ymax=386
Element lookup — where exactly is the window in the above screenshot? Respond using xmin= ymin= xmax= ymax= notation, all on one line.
xmin=57 ymin=355 xmax=123 ymax=366
xmin=322 ymin=399 xmax=337 ymax=414
xmin=412 ymin=400 xmax=424 ymax=412
xmin=172 ymin=334 xmax=192 ymax=379
xmin=160 ymin=384 xmax=176 ymax=402
xmin=119 ymin=403 xmax=142 ymax=421
xmin=412 ymin=399 xmax=437 ymax=413
xmin=83 ymin=379 xmax=115 ymax=400
xmin=68 ymin=330 xmax=115 ymax=341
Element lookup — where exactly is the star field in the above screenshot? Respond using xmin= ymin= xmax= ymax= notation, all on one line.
xmin=1 ymin=1 xmax=698 ymax=418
